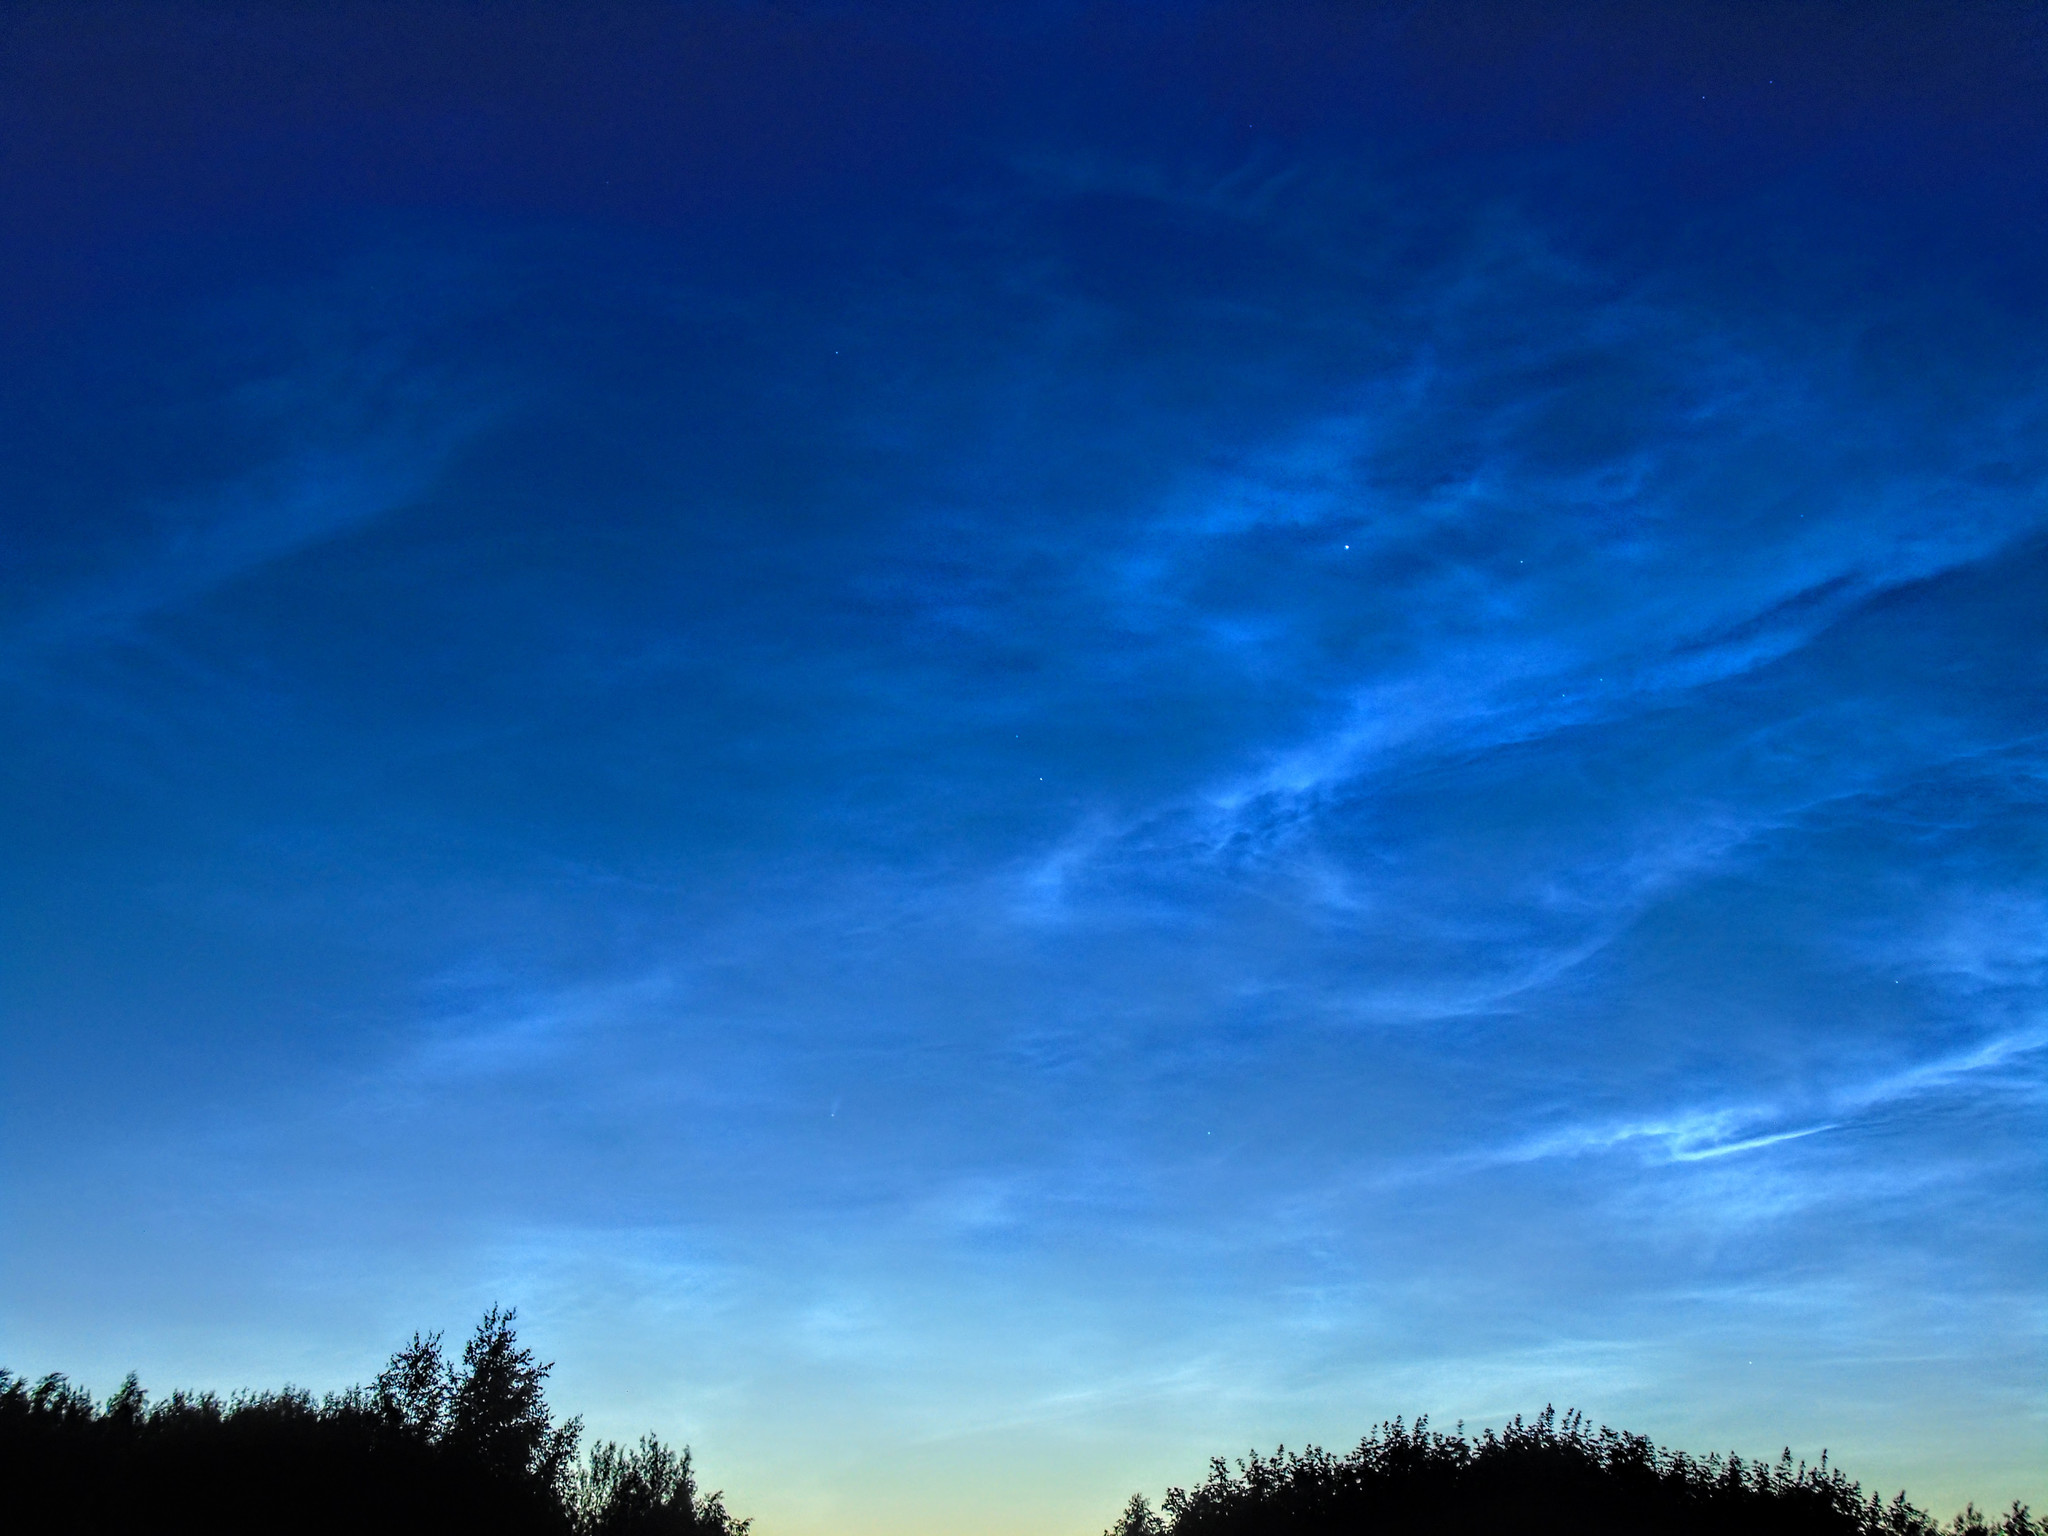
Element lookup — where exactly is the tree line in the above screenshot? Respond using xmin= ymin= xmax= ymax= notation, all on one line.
xmin=1104 ymin=1409 xmax=2038 ymax=1536
xmin=0 ymin=1307 xmax=747 ymax=1535
xmin=8 ymin=1324 xmax=2036 ymax=1535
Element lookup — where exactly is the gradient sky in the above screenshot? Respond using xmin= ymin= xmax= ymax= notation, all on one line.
xmin=2 ymin=5 xmax=2045 ymax=1532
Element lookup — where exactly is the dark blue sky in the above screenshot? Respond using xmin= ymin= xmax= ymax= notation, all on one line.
xmin=3 ymin=5 xmax=2044 ymax=1531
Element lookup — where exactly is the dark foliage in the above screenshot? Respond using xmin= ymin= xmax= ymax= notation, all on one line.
xmin=1110 ymin=1409 xmax=2037 ymax=1536
xmin=0 ymin=1310 xmax=748 ymax=1536
xmin=575 ymin=1433 xmax=748 ymax=1536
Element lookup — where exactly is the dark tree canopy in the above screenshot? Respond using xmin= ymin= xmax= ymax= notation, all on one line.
xmin=1111 ymin=1410 xmax=2037 ymax=1536
xmin=8 ymin=1330 xmax=2030 ymax=1536
xmin=0 ymin=1310 xmax=747 ymax=1536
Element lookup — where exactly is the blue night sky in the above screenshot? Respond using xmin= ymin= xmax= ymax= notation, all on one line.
xmin=2 ymin=5 xmax=2044 ymax=1531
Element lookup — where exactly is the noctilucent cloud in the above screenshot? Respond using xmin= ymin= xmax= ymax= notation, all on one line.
xmin=2 ymin=5 xmax=2043 ymax=1532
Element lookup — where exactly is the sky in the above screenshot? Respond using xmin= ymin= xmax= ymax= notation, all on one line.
xmin=1 ymin=3 xmax=2044 ymax=1531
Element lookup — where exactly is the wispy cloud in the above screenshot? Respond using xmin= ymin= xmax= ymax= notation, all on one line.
xmin=9 ymin=447 xmax=443 ymax=657
xmin=1490 ymin=1026 xmax=2046 ymax=1176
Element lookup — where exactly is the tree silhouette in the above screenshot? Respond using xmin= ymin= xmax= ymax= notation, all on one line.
xmin=0 ymin=1310 xmax=747 ymax=1536
xmin=374 ymin=1329 xmax=452 ymax=1441
xmin=1103 ymin=1491 xmax=1169 ymax=1536
xmin=7 ymin=1336 xmax=2036 ymax=1536
xmin=446 ymin=1305 xmax=581 ymax=1500
xmin=1132 ymin=1410 xmax=2042 ymax=1536
xmin=577 ymin=1432 xmax=752 ymax=1535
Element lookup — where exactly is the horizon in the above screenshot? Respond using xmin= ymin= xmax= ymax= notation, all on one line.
xmin=2 ymin=4 xmax=2044 ymax=1532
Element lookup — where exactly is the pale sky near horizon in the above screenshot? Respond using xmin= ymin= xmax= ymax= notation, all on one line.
xmin=2 ymin=5 xmax=2044 ymax=1532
